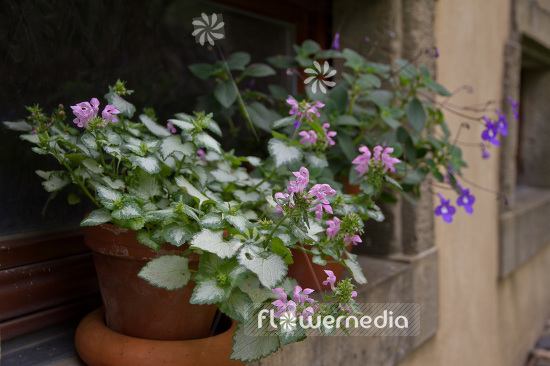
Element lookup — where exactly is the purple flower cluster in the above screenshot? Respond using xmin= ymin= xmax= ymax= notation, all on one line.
xmin=481 ymin=97 xmax=519 ymax=149
xmin=434 ymin=183 xmax=476 ymax=223
xmin=351 ymin=145 xmax=401 ymax=177
xmin=286 ymin=97 xmax=325 ymax=124
xmin=71 ymin=98 xmax=120 ymax=129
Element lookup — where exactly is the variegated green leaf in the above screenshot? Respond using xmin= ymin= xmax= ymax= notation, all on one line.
xmin=138 ymin=255 xmax=190 ymax=290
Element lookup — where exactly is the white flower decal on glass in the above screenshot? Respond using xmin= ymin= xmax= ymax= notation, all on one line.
xmin=192 ymin=13 xmax=225 ymax=46
xmin=304 ymin=61 xmax=337 ymax=94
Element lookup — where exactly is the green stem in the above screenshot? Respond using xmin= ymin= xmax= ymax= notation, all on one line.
xmin=52 ymin=149 xmax=100 ymax=207
xmin=264 ymin=213 xmax=290 ymax=248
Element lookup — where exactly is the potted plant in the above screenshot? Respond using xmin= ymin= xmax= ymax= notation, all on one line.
xmin=4 ymin=36 xmax=517 ymax=363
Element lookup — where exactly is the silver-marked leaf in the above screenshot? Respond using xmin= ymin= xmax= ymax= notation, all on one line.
xmin=195 ymin=132 xmax=221 ymax=154
xmin=80 ymin=208 xmax=111 ymax=226
xmin=225 ymin=214 xmax=250 ymax=234
xmin=138 ymin=255 xmax=190 ymax=290
xmin=306 ymin=154 xmax=328 ymax=168
xmin=218 ymin=288 xmax=254 ymax=322
xmin=139 ymin=114 xmax=170 ymax=137
xmin=105 ymin=91 xmax=136 ymax=118
xmin=3 ymin=120 xmax=32 ymax=131
xmin=41 ymin=172 xmax=70 ymax=192
xmin=167 ymin=119 xmax=195 ymax=133
xmin=128 ymin=170 xmax=162 ymax=200
xmin=175 ymin=176 xmax=211 ymax=208
xmin=191 ymin=229 xmax=242 ymax=258
xmin=96 ymin=185 xmax=122 ymax=210
xmin=211 ymin=169 xmax=238 ymax=183
xmin=246 ymin=156 xmax=262 ymax=166
xmin=131 ymin=156 xmax=161 ymax=174
xmin=112 ymin=200 xmax=142 ymax=220
xmin=344 ymin=259 xmax=367 ymax=284
xmin=237 ymin=246 xmax=287 ymax=288
xmin=267 ymin=139 xmax=302 ymax=168
xmin=200 ymin=212 xmax=225 ymax=229
xmin=163 ymin=223 xmax=194 ymax=247
xmin=272 ymin=116 xmax=297 ymax=129
xmin=233 ymin=190 xmax=260 ymax=203
xmin=20 ymin=134 xmax=41 ymax=144
xmin=190 ymin=277 xmax=230 ymax=304
xmin=230 ymin=320 xmax=280 ymax=362
xmin=137 ymin=229 xmax=162 ymax=251
xmin=160 ymin=135 xmax=194 ymax=159
xmin=82 ymin=158 xmax=103 ymax=174
xmin=102 ymin=177 xmax=125 ymax=190
xmin=81 ymin=133 xmax=98 ymax=150
xmin=207 ymin=119 xmax=222 ymax=137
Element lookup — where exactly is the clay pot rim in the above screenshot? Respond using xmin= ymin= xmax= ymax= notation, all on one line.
xmin=76 ymin=308 xmax=242 ymax=365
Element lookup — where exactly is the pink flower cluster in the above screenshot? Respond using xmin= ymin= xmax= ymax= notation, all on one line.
xmin=272 ymin=286 xmax=317 ymax=319
xmin=322 ymin=270 xmax=357 ymax=297
xmin=274 ymin=167 xmax=336 ymax=219
xmin=286 ymin=97 xmax=325 ymax=123
xmin=298 ymin=123 xmax=337 ymax=148
xmin=71 ymin=98 xmax=120 ymax=129
xmin=324 ymin=217 xmax=362 ymax=246
xmin=352 ymin=145 xmax=401 ymax=177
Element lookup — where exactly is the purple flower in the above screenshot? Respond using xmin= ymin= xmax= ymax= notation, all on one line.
xmin=344 ymin=232 xmax=362 ymax=246
xmin=293 ymin=286 xmax=315 ymax=305
xmin=31 ymin=130 xmax=37 ymax=134
xmin=309 ymin=183 xmax=336 ymax=204
xmin=456 ymin=183 xmax=475 ymax=214
xmin=287 ymin=167 xmax=309 ymax=195
xmin=481 ymin=117 xmax=500 ymax=146
xmin=507 ymin=96 xmax=519 ymax=120
xmin=272 ymin=298 xmax=297 ymax=318
xmin=326 ymin=217 xmax=341 ymax=238
xmin=294 ymin=120 xmax=301 ymax=128
xmin=302 ymin=306 xmax=315 ymax=319
xmin=365 ymin=36 xmax=371 ymax=43
xmin=323 ymin=270 xmax=337 ymax=290
xmin=333 ymin=33 xmax=340 ymax=50
xmin=434 ymin=193 xmax=456 ymax=223
xmin=481 ymin=145 xmax=490 ymax=159
xmin=166 ymin=122 xmax=177 ymax=134
xmin=351 ymin=291 xmax=358 ymax=298
xmin=495 ymin=109 xmax=508 ymax=136
xmin=272 ymin=288 xmax=287 ymax=302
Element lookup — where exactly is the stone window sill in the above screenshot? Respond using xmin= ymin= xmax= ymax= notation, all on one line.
xmin=500 ymin=185 xmax=550 ymax=278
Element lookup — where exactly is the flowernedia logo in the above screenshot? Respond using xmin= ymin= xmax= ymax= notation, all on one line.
xmin=250 ymin=303 xmax=420 ymax=336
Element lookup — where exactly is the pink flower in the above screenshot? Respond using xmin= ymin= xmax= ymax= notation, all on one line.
xmin=101 ymin=105 xmax=120 ymax=123
xmin=286 ymin=97 xmax=302 ymax=118
xmin=326 ymin=217 xmax=341 ymax=238
xmin=308 ymin=183 xmax=336 ymax=204
xmin=272 ymin=288 xmax=287 ymax=302
xmin=322 ymin=123 xmax=337 ymax=146
xmin=293 ymin=286 xmax=315 ymax=305
xmin=344 ymin=232 xmax=362 ymax=246
xmin=381 ymin=147 xmax=401 ymax=173
xmin=274 ymin=192 xmax=290 ymax=214
xmin=323 ymin=270 xmax=337 ymax=290
xmin=71 ymin=97 xmax=119 ymax=128
xmin=372 ymin=145 xmax=383 ymax=162
xmin=166 ymin=122 xmax=177 ymax=134
xmin=197 ymin=149 xmax=206 ymax=163
xmin=304 ymin=102 xmax=325 ymax=122
xmin=298 ymin=130 xmax=318 ymax=145
xmin=351 ymin=291 xmax=358 ymax=298
xmin=310 ymin=202 xmax=333 ymax=219
xmin=302 ymin=306 xmax=315 ymax=319
xmin=352 ymin=146 xmax=372 ymax=177
xmin=287 ymin=167 xmax=310 ymax=196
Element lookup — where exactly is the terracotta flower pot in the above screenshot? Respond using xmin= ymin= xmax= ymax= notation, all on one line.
xmin=83 ymin=223 xmax=217 ymax=340
xmin=75 ymin=308 xmax=243 ymax=366
xmin=287 ymin=244 xmax=351 ymax=290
